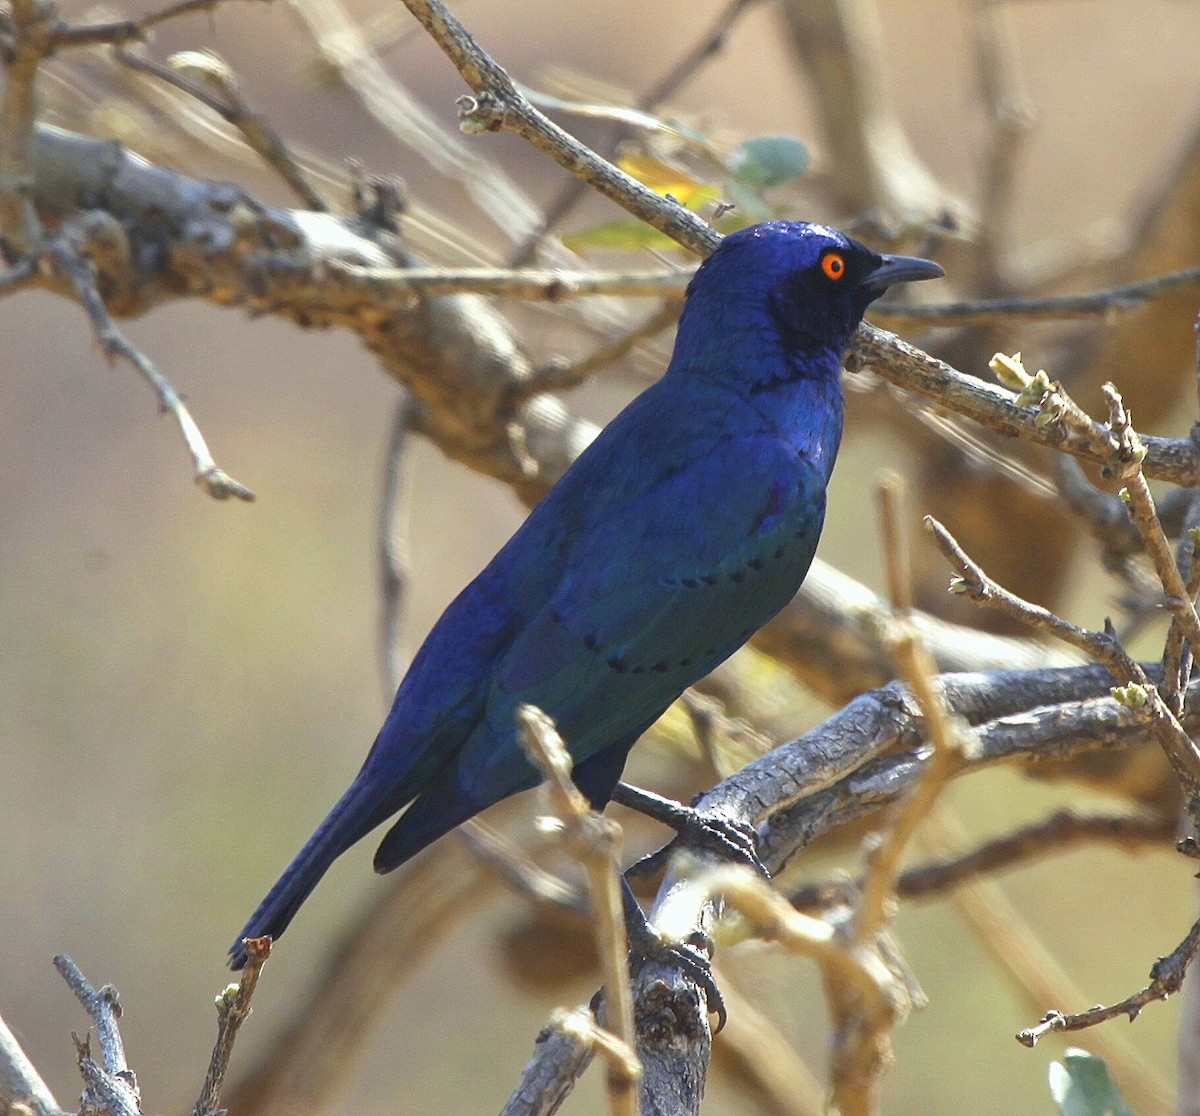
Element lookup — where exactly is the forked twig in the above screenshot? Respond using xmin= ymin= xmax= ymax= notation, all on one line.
xmin=927 ymin=512 xmax=1200 ymax=807
xmin=47 ymin=240 xmax=255 ymax=501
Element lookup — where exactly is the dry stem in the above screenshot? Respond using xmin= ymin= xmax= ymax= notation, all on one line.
xmin=517 ymin=705 xmax=641 ymax=1116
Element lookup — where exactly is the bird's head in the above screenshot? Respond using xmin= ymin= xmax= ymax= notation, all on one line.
xmin=671 ymin=221 xmax=943 ymax=387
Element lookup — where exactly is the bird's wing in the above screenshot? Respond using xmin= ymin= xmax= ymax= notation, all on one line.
xmin=456 ymin=432 xmax=827 ymax=797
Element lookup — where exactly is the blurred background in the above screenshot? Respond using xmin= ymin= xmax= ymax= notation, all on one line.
xmin=4 ymin=0 xmax=1200 ymax=1112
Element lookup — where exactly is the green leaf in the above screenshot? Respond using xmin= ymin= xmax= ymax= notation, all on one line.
xmin=1049 ymin=1049 xmax=1134 ymax=1116
xmin=729 ymin=136 xmax=809 ymax=188
xmin=564 ymin=178 xmax=722 ymax=252
xmin=562 ymin=218 xmax=688 ymax=252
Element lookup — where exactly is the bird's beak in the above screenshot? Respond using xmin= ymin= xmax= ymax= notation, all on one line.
xmin=860 ymin=253 xmax=944 ymax=293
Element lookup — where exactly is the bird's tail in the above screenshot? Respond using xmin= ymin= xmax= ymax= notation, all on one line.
xmin=228 ymin=773 xmax=400 ymax=969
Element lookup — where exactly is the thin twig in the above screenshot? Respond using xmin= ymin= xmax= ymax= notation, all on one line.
xmin=849 ymin=326 xmax=1200 ymax=487
xmin=399 ymin=0 xmax=719 ymax=258
xmin=47 ymin=240 xmax=255 ymax=501
xmin=920 ymin=812 xmax=1174 ymax=1116
xmin=529 ymin=299 xmax=682 ymax=394
xmin=113 ymin=48 xmax=328 ymax=211
xmin=926 ymin=512 xmax=1200 ymax=806
xmin=517 ymin=706 xmax=641 ymax=1116
xmin=1164 ymin=526 xmax=1200 ymax=715
xmin=791 ymin=809 xmax=1173 ymax=911
xmin=192 ymin=937 xmax=271 ymax=1116
xmin=977 ymin=358 xmax=1200 ymax=804
xmin=509 ymin=0 xmax=759 ymax=265
xmin=324 ymin=261 xmax=690 ymax=302
xmin=873 ymin=265 xmax=1200 ymax=326
xmin=52 ymin=957 xmax=131 ymax=1080
xmin=71 ymin=1035 xmax=141 ymax=1116
xmin=1018 ymin=918 xmax=1200 ymax=1048
xmin=298 ymin=260 xmax=1200 ymax=318
xmin=57 ymin=0 xmax=263 ymax=44
xmin=1101 ymin=384 xmax=1200 ymax=657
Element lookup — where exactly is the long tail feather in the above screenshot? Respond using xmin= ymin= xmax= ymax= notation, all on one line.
xmin=228 ymin=775 xmax=400 ymax=969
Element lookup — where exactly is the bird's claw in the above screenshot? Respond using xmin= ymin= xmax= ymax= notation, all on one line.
xmin=612 ymin=783 xmax=768 ymax=879
xmin=588 ymin=936 xmax=727 ymax=1034
xmin=631 ymin=929 xmax=727 ymax=1034
xmin=678 ymin=813 xmax=770 ymax=880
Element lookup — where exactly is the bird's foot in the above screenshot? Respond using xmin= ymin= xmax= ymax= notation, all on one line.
xmin=632 ymin=924 xmax=727 ymax=1035
xmin=612 ymin=782 xmax=769 ymax=879
xmin=599 ymin=907 xmax=725 ymax=1034
xmin=597 ymin=874 xmax=727 ymax=1033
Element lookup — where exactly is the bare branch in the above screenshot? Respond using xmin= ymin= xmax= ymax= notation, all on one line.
xmin=1164 ymin=526 xmax=1200 ymax=714
xmin=1018 ymin=918 xmax=1200 ymax=1047
xmin=53 ymin=956 xmax=132 ymax=1083
xmin=113 ymin=48 xmax=328 ymax=211
xmin=0 ymin=1012 xmax=64 ymax=1116
xmin=855 ymin=478 xmax=968 ymax=943
xmin=848 ymin=325 xmax=1200 ymax=487
xmin=317 ymin=262 xmax=689 ymax=303
xmin=872 ymin=264 xmax=1200 ymax=326
xmin=501 ymin=1011 xmax=598 ymax=1116
xmin=927 ymin=513 xmax=1200 ymax=803
xmin=54 ymin=0 xmax=265 ymax=46
xmin=509 ymin=0 xmax=760 ymax=265
xmin=47 ymin=238 xmax=255 ymax=501
xmin=792 ymin=808 xmax=1173 ymax=910
xmin=192 ymin=937 xmax=271 ymax=1116
xmin=397 ymin=0 xmax=719 ymax=258
xmin=53 ymin=956 xmax=141 ymax=1116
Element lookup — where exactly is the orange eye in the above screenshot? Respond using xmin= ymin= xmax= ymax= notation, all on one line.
xmin=822 ymin=252 xmax=846 ymax=281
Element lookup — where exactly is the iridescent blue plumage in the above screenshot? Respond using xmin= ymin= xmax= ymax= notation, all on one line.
xmin=229 ymin=221 xmax=942 ymax=968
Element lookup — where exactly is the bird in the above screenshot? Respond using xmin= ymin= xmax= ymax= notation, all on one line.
xmin=229 ymin=221 xmax=943 ymax=985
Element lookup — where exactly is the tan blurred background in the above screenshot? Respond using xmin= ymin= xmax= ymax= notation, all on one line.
xmin=4 ymin=0 xmax=1200 ymax=1112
